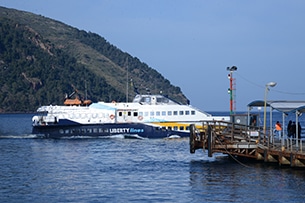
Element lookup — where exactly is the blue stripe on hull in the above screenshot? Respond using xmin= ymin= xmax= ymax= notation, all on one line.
xmin=32 ymin=122 xmax=189 ymax=139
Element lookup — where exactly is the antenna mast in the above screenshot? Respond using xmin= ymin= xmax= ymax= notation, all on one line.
xmin=125 ymin=58 xmax=129 ymax=102
xmin=227 ymin=66 xmax=237 ymax=114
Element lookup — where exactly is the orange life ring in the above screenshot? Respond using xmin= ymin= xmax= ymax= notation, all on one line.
xmin=138 ymin=116 xmax=143 ymax=121
xmin=110 ymin=114 xmax=115 ymax=120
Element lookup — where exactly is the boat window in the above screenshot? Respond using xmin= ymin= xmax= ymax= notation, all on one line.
xmin=139 ymin=112 xmax=143 ymax=116
xmin=59 ymin=129 xmax=64 ymax=134
xmin=179 ymin=111 xmax=184 ymax=115
xmin=173 ymin=126 xmax=178 ymax=130
xmin=180 ymin=126 xmax=184 ymax=130
xmin=144 ymin=112 xmax=149 ymax=116
xmin=99 ymin=128 xmax=103 ymax=133
xmin=173 ymin=111 xmax=178 ymax=116
xmin=185 ymin=111 xmax=190 ymax=115
xmin=156 ymin=111 xmax=160 ymax=116
xmin=119 ymin=112 xmax=123 ymax=116
xmin=65 ymin=129 xmax=70 ymax=134
xmin=168 ymin=111 xmax=172 ymax=116
xmin=186 ymin=126 xmax=190 ymax=130
xmin=191 ymin=111 xmax=195 ymax=115
xmin=93 ymin=128 xmax=98 ymax=133
xmin=141 ymin=97 xmax=151 ymax=103
xmin=128 ymin=111 xmax=131 ymax=116
xmin=133 ymin=112 xmax=138 ymax=117
xmin=150 ymin=111 xmax=154 ymax=116
xmin=168 ymin=126 xmax=172 ymax=130
xmin=162 ymin=111 xmax=166 ymax=116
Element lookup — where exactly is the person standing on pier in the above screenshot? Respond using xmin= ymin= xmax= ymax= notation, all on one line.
xmin=291 ymin=122 xmax=297 ymax=138
xmin=275 ymin=121 xmax=282 ymax=138
xmin=298 ymin=122 xmax=302 ymax=139
xmin=287 ymin=120 xmax=292 ymax=137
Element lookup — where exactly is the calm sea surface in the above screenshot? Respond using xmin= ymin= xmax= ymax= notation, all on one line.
xmin=1 ymin=113 xmax=305 ymax=203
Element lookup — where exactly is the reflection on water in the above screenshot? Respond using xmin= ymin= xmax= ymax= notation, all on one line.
xmin=189 ymin=157 xmax=305 ymax=202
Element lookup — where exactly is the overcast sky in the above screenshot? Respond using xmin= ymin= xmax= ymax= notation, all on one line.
xmin=2 ymin=0 xmax=305 ymax=112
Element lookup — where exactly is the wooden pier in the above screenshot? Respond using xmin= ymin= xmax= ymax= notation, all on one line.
xmin=189 ymin=120 xmax=305 ymax=168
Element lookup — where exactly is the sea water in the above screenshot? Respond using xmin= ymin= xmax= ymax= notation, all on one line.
xmin=0 ymin=113 xmax=305 ymax=203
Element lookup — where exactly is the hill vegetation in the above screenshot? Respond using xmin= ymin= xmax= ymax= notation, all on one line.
xmin=0 ymin=6 xmax=188 ymax=112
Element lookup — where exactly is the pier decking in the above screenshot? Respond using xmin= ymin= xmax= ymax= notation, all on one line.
xmin=189 ymin=120 xmax=305 ymax=168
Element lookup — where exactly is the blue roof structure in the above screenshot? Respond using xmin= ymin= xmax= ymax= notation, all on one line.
xmin=247 ymin=100 xmax=305 ymax=114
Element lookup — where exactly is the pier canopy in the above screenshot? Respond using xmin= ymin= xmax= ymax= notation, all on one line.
xmin=247 ymin=100 xmax=305 ymax=148
xmin=247 ymin=100 xmax=305 ymax=142
xmin=247 ymin=100 xmax=305 ymax=114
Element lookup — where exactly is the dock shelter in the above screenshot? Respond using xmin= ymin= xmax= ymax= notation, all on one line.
xmin=247 ymin=100 xmax=305 ymax=147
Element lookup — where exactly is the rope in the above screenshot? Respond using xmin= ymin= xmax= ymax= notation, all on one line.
xmin=235 ymin=72 xmax=305 ymax=95
xmin=212 ymin=128 xmax=253 ymax=168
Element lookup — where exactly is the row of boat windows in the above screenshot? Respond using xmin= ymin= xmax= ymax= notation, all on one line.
xmin=49 ymin=110 xmax=197 ymax=120
xmin=118 ymin=110 xmax=196 ymax=117
xmin=59 ymin=126 xmax=191 ymax=134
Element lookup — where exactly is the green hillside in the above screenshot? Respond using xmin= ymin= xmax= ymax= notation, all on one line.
xmin=0 ymin=6 xmax=188 ymax=113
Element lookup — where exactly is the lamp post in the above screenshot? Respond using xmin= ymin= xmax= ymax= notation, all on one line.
xmin=263 ymin=82 xmax=277 ymax=144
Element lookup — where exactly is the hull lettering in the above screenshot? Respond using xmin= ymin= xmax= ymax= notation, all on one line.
xmin=109 ymin=128 xmax=144 ymax=134
xmin=109 ymin=128 xmax=130 ymax=133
